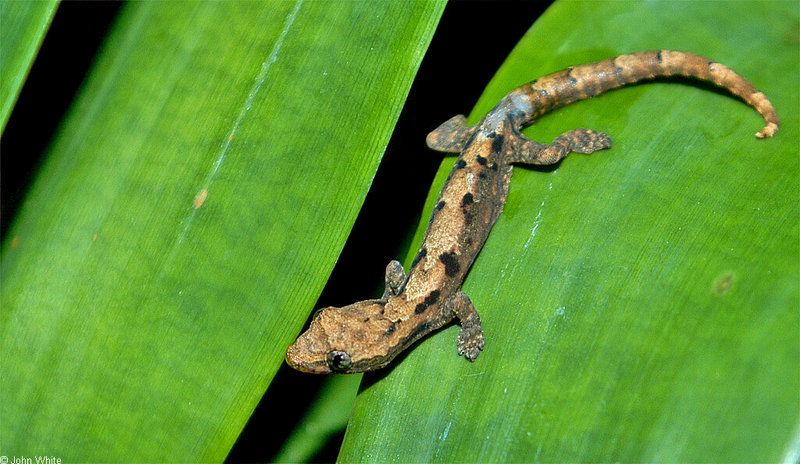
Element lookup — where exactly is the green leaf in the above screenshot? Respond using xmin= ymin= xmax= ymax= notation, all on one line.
xmin=274 ymin=374 xmax=361 ymax=462
xmin=1 ymin=1 xmax=444 ymax=461
xmin=0 ymin=0 xmax=59 ymax=131
xmin=340 ymin=1 xmax=799 ymax=462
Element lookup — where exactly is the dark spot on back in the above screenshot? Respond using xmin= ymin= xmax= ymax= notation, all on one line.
xmin=461 ymin=193 xmax=474 ymax=207
xmin=384 ymin=322 xmax=396 ymax=337
xmin=478 ymin=171 xmax=487 ymax=179
xmin=424 ymin=289 xmax=440 ymax=306
xmin=439 ymin=251 xmax=461 ymax=278
xmin=656 ymin=50 xmax=663 ymax=62
xmin=490 ymin=163 xmax=498 ymax=171
xmin=476 ymin=155 xmax=487 ymax=166
xmin=411 ymin=247 xmax=427 ymax=268
xmin=455 ymin=159 xmax=467 ymax=169
xmin=435 ymin=200 xmax=446 ymax=211
xmin=491 ymin=133 xmax=505 ymax=154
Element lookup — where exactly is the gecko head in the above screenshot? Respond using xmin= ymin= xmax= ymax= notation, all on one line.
xmin=286 ymin=299 xmax=398 ymax=374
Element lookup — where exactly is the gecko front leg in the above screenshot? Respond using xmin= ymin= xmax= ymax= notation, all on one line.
xmin=446 ymin=291 xmax=485 ymax=361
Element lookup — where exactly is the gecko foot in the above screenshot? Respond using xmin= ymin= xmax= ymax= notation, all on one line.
xmin=457 ymin=325 xmax=485 ymax=361
xmin=448 ymin=291 xmax=485 ymax=361
xmin=562 ymin=128 xmax=612 ymax=154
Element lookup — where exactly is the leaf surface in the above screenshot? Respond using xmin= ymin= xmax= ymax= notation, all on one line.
xmin=1 ymin=1 xmax=444 ymax=461
xmin=0 ymin=0 xmax=59 ymax=130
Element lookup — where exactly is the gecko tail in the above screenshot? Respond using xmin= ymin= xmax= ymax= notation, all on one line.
xmin=755 ymin=121 xmax=779 ymax=139
xmin=516 ymin=50 xmax=779 ymax=138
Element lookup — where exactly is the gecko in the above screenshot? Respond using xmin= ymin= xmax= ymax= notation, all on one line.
xmin=286 ymin=50 xmax=779 ymax=374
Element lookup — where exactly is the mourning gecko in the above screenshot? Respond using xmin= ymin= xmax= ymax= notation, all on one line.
xmin=286 ymin=50 xmax=779 ymax=373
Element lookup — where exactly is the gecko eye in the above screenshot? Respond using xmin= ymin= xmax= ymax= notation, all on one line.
xmin=326 ymin=350 xmax=352 ymax=372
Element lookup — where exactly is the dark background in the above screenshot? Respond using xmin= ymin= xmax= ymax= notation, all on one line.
xmin=1 ymin=1 xmax=552 ymax=461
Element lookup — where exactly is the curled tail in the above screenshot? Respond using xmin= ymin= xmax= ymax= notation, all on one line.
xmin=512 ymin=50 xmax=779 ymax=138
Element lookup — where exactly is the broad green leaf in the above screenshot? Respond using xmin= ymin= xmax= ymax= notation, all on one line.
xmin=0 ymin=0 xmax=59 ymax=131
xmin=0 ymin=1 xmax=444 ymax=461
xmin=341 ymin=1 xmax=799 ymax=462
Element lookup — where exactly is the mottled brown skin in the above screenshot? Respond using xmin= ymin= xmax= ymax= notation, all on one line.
xmin=286 ymin=50 xmax=779 ymax=374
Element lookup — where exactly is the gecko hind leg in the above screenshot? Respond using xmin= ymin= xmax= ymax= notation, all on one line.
xmin=507 ymin=128 xmax=612 ymax=165
xmin=426 ymin=115 xmax=478 ymax=153
xmin=381 ymin=260 xmax=406 ymax=299
xmin=447 ymin=291 xmax=485 ymax=361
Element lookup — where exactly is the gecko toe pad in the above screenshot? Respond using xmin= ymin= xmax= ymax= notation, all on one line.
xmin=457 ymin=326 xmax=485 ymax=361
xmin=565 ymin=128 xmax=612 ymax=154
